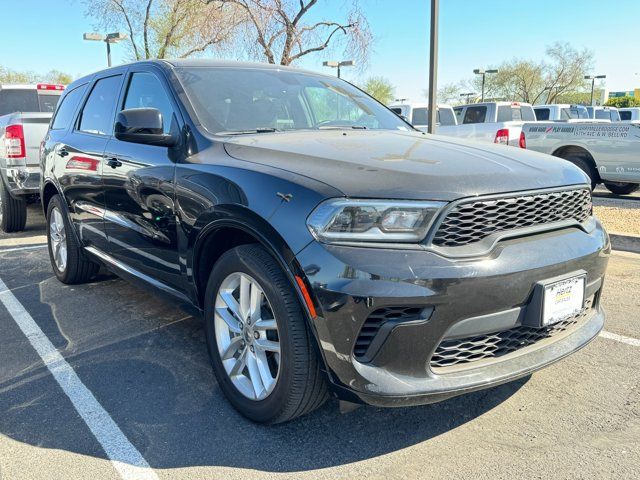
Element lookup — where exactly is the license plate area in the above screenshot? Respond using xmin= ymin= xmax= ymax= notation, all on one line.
xmin=523 ymin=270 xmax=587 ymax=328
xmin=542 ymin=275 xmax=585 ymax=326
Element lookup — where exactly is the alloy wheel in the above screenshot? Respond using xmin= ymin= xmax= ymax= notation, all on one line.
xmin=214 ymin=272 xmax=281 ymax=400
xmin=49 ymin=207 xmax=67 ymax=272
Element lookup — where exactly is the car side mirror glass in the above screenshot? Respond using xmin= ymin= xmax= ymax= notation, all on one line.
xmin=114 ymin=108 xmax=178 ymax=147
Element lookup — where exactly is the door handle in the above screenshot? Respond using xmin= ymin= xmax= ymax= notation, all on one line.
xmin=106 ymin=157 xmax=123 ymax=169
xmin=59 ymin=148 xmax=69 ymax=157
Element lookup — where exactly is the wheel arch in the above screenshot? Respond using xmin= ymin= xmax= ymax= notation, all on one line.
xmin=190 ymin=206 xmax=317 ymax=328
xmin=41 ymin=181 xmax=60 ymax=214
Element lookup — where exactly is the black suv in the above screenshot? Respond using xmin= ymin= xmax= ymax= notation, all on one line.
xmin=41 ymin=60 xmax=609 ymax=423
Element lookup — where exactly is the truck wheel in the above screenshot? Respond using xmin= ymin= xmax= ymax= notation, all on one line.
xmin=204 ymin=244 xmax=328 ymax=424
xmin=559 ymin=154 xmax=598 ymax=190
xmin=604 ymin=182 xmax=639 ymax=195
xmin=0 ymin=180 xmax=27 ymax=233
xmin=46 ymin=195 xmax=99 ymax=284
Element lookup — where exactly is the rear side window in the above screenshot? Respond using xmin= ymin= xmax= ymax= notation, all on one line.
xmin=620 ymin=111 xmax=632 ymax=121
xmin=535 ymin=108 xmax=550 ymax=121
xmin=78 ymin=75 xmax=122 ymax=135
xmin=463 ymin=106 xmax=487 ymax=124
xmin=0 ymin=90 xmax=39 ymax=116
xmin=439 ymin=108 xmax=456 ymax=126
xmin=520 ymin=106 xmax=536 ymax=121
xmin=51 ymin=85 xmax=87 ymax=130
xmin=412 ymin=108 xmax=429 ymax=125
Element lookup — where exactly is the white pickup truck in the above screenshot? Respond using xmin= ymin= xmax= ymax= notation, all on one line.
xmin=0 ymin=84 xmax=64 ymax=232
xmin=388 ymin=103 xmax=457 ymax=130
xmin=533 ymin=104 xmax=590 ymax=122
xmin=436 ymin=101 xmax=537 ymax=146
xmin=520 ymin=121 xmax=640 ymax=194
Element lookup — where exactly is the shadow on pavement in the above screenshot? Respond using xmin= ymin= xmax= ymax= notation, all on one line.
xmin=0 ymin=258 xmax=529 ymax=473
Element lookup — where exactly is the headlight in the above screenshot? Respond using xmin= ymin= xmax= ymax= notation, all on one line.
xmin=307 ymin=198 xmax=446 ymax=244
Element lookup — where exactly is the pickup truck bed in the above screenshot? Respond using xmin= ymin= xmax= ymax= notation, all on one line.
xmin=0 ymin=83 xmax=62 ymax=232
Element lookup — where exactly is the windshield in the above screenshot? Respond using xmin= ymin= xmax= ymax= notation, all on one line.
xmin=175 ymin=67 xmax=409 ymax=134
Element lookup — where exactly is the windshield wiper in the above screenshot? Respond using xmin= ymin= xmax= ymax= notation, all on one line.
xmin=219 ymin=127 xmax=280 ymax=135
xmin=317 ymin=125 xmax=368 ymax=130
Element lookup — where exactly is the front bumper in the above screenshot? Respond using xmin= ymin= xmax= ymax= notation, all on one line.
xmin=0 ymin=166 xmax=40 ymax=197
xmin=295 ymin=220 xmax=610 ymax=406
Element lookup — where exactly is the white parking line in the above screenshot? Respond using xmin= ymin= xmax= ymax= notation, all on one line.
xmin=0 ymin=244 xmax=47 ymax=253
xmin=0 ymin=277 xmax=159 ymax=480
xmin=600 ymin=330 xmax=640 ymax=347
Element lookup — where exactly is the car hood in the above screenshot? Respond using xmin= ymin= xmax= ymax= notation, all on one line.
xmin=222 ymin=130 xmax=588 ymax=201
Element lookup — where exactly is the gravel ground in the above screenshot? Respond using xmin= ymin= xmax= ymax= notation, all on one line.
xmin=594 ymin=206 xmax=640 ymax=236
xmin=592 ymin=188 xmax=640 ymax=236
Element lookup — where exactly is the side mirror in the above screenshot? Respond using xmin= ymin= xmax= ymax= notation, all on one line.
xmin=114 ymin=108 xmax=178 ymax=147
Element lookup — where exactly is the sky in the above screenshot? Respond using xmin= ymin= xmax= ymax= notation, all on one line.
xmin=2 ymin=0 xmax=640 ymax=102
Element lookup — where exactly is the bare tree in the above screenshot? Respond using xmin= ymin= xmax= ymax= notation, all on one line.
xmin=83 ymin=0 xmax=243 ymax=60
xmin=212 ymin=0 xmax=372 ymax=66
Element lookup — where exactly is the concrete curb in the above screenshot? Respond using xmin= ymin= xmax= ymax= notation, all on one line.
xmin=609 ymin=231 xmax=640 ymax=254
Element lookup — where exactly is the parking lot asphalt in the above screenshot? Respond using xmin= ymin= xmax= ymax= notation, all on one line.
xmin=0 ymin=205 xmax=639 ymax=480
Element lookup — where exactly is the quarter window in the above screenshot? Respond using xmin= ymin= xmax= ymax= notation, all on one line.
xmin=78 ymin=75 xmax=122 ymax=135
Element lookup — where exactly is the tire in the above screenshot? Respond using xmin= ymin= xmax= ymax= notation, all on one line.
xmin=0 ymin=179 xmax=27 ymax=233
xmin=46 ymin=195 xmax=99 ymax=284
xmin=604 ymin=182 xmax=639 ymax=195
xmin=558 ymin=153 xmax=598 ymax=190
xmin=204 ymin=244 xmax=328 ymax=424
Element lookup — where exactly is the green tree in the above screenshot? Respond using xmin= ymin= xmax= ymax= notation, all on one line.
xmin=0 ymin=66 xmax=73 ymax=85
xmin=464 ymin=42 xmax=594 ymax=104
xmin=362 ymin=76 xmax=395 ymax=105
xmin=605 ymin=96 xmax=640 ymax=108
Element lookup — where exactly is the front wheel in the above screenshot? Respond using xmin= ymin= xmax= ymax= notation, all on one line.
xmin=204 ymin=244 xmax=328 ymax=424
xmin=604 ymin=182 xmax=639 ymax=195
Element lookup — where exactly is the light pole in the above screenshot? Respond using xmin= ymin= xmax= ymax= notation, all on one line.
xmin=83 ymin=32 xmax=128 ymax=67
xmin=426 ymin=0 xmax=439 ymax=134
xmin=473 ymin=68 xmax=498 ymax=102
xmin=584 ymin=74 xmax=606 ymax=106
xmin=322 ymin=60 xmax=355 ymax=79
xmin=460 ymin=92 xmax=476 ymax=104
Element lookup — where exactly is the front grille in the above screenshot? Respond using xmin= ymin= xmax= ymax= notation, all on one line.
xmin=432 ymin=188 xmax=592 ymax=247
xmin=430 ymin=298 xmax=594 ymax=372
xmin=354 ymin=306 xmax=425 ymax=359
